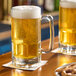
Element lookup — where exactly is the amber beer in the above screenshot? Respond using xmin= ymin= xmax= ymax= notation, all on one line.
xmin=59 ymin=1 xmax=76 ymax=46
xmin=11 ymin=6 xmax=41 ymax=65
xmin=11 ymin=18 xmax=41 ymax=59
xmin=11 ymin=5 xmax=54 ymax=67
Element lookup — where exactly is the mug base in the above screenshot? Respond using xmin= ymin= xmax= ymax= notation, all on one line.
xmin=12 ymin=55 xmax=41 ymax=68
xmin=59 ymin=44 xmax=76 ymax=55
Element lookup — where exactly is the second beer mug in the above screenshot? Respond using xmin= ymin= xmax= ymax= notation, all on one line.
xmin=11 ymin=6 xmax=54 ymax=68
xmin=59 ymin=0 xmax=76 ymax=55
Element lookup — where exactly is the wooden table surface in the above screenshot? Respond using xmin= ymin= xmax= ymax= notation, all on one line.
xmin=0 ymin=37 xmax=76 ymax=76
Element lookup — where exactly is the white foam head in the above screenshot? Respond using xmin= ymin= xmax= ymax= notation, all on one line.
xmin=11 ymin=6 xmax=41 ymax=19
xmin=60 ymin=0 xmax=76 ymax=8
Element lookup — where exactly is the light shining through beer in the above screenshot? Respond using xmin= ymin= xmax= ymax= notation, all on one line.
xmin=59 ymin=1 xmax=76 ymax=45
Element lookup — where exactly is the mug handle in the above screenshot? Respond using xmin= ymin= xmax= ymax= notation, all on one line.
xmin=41 ymin=15 xmax=54 ymax=54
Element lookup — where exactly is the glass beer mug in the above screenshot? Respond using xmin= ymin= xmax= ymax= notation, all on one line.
xmin=59 ymin=0 xmax=76 ymax=55
xmin=11 ymin=6 xmax=54 ymax=68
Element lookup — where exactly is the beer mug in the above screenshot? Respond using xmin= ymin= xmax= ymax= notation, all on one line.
xmin=59 ymin=0 xmax=76 ymax=55
xmin=11 ymin=6 xmax=54 ymax=68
